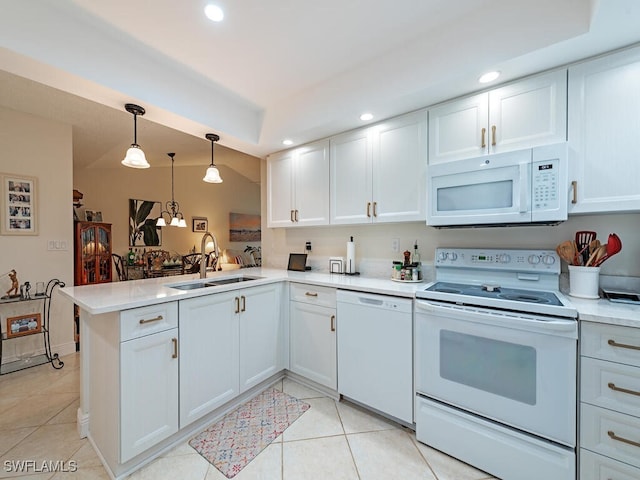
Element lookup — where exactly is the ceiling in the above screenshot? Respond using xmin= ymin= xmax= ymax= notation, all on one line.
xmin=2 ymin=0 xmax=640 ymax=171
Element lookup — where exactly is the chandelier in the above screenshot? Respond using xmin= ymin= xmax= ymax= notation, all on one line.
xmin=156 ymin=153 xmax=186 ymax=227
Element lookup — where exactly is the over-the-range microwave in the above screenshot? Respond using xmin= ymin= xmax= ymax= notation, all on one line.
xmin=426 ymin=143 xmax=568 ymax=228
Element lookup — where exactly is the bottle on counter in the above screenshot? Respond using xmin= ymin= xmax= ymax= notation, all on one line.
xmin=127 ymin=248 xmax=135 ymax=266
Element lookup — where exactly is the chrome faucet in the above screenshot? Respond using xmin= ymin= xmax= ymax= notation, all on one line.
xmin=200 ymin=232 xmax=220 ymax=279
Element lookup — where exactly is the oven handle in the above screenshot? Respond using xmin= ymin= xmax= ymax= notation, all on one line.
xmin=415 ymin=300 xmax=577 ymax=336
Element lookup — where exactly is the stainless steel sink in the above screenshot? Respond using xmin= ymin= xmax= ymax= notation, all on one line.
xmin=168 ymin=276 xmax=262 ymax=290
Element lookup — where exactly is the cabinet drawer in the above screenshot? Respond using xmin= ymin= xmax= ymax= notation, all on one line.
xmin=120 ymin=302 xmax=178 ymax=342
xmin=582 ymin=322 xmax=640 ymax=367
xmin=289 ymin=283 xmax=336 ymax=308
xmin=582 ymin=356 xmax=640 ymax=418
xmin=581 ymin=403 xmax=640 ymax=469
xmin=580 ymin=448 xmax=640 ymax=480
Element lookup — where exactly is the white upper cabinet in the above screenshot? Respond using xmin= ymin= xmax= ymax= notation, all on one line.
xmin=568 ymin=46 xmax=640 ymax=214
xmin=266 ymin=140 xmax=330 ymax=228
xmin=429 ymin=69 xmax=567 ymax=164
xmin=331 ymin=110 xmax=427 ymax=224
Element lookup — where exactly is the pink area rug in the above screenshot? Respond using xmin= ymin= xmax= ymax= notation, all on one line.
xmin=189 ymin=388 xmax=310 ymax=478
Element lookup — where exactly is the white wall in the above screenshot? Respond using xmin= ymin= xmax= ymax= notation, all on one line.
xmin=260 ymin=159 xmax=640 ymax=277
xmin=0 ymin=107 xmax=75 ymax=364
xmin=73 ymin=158 xmax=261 ymax=260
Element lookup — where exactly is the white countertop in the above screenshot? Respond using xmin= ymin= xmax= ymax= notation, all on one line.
xmin=565 ymin=294 xmax=640 ymax=328
xmin=59 ymin=267 xmax=425 ymax=314
xmin=60 ymin=267 xmax=640 ymax=328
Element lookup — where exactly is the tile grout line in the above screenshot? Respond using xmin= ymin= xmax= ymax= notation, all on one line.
xmin=406 ymin=429 xmax=441 ymax=480
xmin=334 ymin=398 xmax=361 ymax=480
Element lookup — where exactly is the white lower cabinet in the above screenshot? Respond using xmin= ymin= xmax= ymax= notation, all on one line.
xmin=179 ymin=284 xmax=281 ymax=427
xmin=179 ymin=291 xmax=239 ymax=427
xmin=289 ymin=283 xmax=337 ymax=389
xmin=119 ymin=303 xmax=179 ymax=463
xmin=239 ymin=284 xmax=282 ymax=392
xmin=580 ymin=321 xmax=640 ymax=478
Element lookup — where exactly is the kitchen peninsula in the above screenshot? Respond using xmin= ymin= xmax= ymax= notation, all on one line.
xmin=60 ymin=268 xmax=421 ymax=479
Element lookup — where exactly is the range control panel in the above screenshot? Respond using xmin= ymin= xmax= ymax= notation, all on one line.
xmin=434 ymin=248 xmax=560 ymax=274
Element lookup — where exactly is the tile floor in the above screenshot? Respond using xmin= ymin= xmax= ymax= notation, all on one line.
xmin=0 ymin=353 xmax=497 ymax=479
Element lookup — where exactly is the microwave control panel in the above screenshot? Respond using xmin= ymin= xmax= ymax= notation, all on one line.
xmin=532 ymin=159 xmax=559 ymax=211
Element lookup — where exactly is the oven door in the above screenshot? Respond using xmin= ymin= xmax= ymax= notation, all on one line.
xmin=427 ymin=149 xmax=531 ymax=226
xmin=415 ymin=299 xmax=577 ymax=446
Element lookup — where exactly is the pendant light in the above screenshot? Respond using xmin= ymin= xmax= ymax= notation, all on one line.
xmin=203 ymin=133 xmax=223 ymax=183
xmin=121 ymin=103 xmax=150 ymax=168
xmin=156 ymin=153 xmax=187 ymax=227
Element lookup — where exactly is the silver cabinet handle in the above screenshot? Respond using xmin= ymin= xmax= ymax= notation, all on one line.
xmin=571 ymin=180 xmax=578 ymax=204
xmin=608 ymin=339 xmax=640 ymax=351
xmin=608 ymin=430 xmax=640 ymax=449
xmin=172 ymin=338 xmax=178 ymax=359
xmin=139 ymin=315 xmax=163 ymax=325
xmin=608 ymin=382 xmax=640 ymax=397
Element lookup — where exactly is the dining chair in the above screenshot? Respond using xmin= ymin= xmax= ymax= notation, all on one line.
xmin=112 ymin=253 xmax=128 ymax=281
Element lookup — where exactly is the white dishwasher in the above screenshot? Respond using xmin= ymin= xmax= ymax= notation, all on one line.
xmin=336 ymin=290 xmax=413 ymax=424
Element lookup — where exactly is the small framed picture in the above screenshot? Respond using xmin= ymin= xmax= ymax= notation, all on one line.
xmin=6 ymin=313 xmax=42 ymax=338
xmin=1 ymin=174 xmax=37 ymax=235
xmin=85 ymin=210 xmax=95 ymax=222
xmin=94 ymin=211 xmax=103 ymax=222
xmin=192 ymin=217 xmax=208 ymax=233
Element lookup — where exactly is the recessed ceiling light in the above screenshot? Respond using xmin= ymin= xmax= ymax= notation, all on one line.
xmin=478 ymin=71 xmax=501 ymax=84
xmin=282 ymin=139 xmax=293 ymax=146
xmin=360 ymin=113 xmax=374 ymax=121
xmin=204 ymin=4 xmax=224 ymax=22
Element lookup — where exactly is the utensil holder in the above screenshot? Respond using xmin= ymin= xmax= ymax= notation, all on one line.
xmin=568 ymin=265 xmax=601 ymax=299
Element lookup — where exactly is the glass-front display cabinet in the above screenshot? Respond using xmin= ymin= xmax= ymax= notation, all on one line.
xmin=74 ymin=221 xmax=112 ymax=285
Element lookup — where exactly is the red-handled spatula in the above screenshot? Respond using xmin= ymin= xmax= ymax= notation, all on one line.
xmin=594 ymin=233 xmax=622 ymax=267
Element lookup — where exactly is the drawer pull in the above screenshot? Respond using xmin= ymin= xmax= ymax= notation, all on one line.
xmin=305 ymin=292 xmax=319 ymax=297
xmin=608 ymin=430 xmax=640 ymax=449
xmin=172 ymin=338 xmax=178 ymax=359
xmin=330 ymin=314 xmax=336 ymax=332
xmin=139 ymin=315 xmax=163 ymax=325
xmin=608 ymin=382 xmax=640 ymax=397
xmin=608 ymin=339 xmax=640 ymax=351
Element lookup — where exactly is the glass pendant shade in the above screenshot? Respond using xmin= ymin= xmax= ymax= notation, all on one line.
xmin=122 ymin=104 xmax=150 ymax=168
xmin=156 ymin=217 xmax=167 ymax=227
xmin=178 ymin=218 xmax=187 ymax=228
xmin=204 ymin=133 xmax=223 ymax=183
xmin=170 ymin=216 xmax=180 ymax=226
xmin=203 ymin=165 xmax=223 ymax=183
xmin=122 ymin=145 xmax=150 ymax=168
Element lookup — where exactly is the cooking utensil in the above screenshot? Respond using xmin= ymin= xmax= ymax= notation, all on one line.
xmin=586 ymin=244 xmax=606 ymax=266
xmin=556 ymin=241 xmax=577 ymax=265
xmin=575 ymin=231 xmax=596 ymax=265
xmin=594 ymin=233 xmax=622 ymax=267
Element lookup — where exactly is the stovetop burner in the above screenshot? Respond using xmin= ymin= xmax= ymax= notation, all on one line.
xmin=425 ymin=282 xmax=563 ymax=306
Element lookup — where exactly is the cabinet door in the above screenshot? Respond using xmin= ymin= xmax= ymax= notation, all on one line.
xmin=490 ymin=69 xmax=567 ymax=154
xmin=266 ymin=150 xmax=295 ymax=227
xmin=330 ymin=129 xmax=373 ymax=224
xmin=289 ymin=301 xmax=336 ymax=389
xmin=120 ymin=328 xmax=178 ymax=462
xmin=428 ymin=92 xmax=488 ymax=164
xmin=372 ymin=111 xmax=427 ymax=222
xmin=179 ymin=293 xmax=239 ymax=427
xmin=568 ymin=47 xmax=640 ymax=214
xmin=239 ymin=284 xmax=282 ymax=392
xmin=295 ymin=140 xmax=330 ymax=226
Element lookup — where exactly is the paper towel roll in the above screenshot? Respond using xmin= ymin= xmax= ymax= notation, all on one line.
xmin=346 ymin=236 xmax=355 ymax=274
